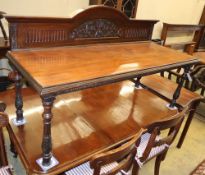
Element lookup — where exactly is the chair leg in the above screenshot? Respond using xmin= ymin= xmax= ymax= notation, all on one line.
xmin=154 ymin=154 xmax=163 ymax=175
xmin=0 ymin=128 xmax=8 ymax=166
xmin=177 ymin=101 xmax=200 ymax=148
xmin=6 ymin=125 xmax=18 ymax=158
xmin=132 ymin=162 xmax=140 ymax=175
xmin=161 ymin=150 xmax=168 ymax=161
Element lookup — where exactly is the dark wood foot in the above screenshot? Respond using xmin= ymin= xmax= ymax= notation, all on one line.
xmin=169 ymin=66 xmax=191 ymax=108
xmin=177 ymin=101 xmax=200 ymax=148
xmin=10 ymin=141 xmax=18 ymax=158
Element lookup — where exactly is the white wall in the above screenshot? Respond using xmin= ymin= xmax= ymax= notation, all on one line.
xmin=0 ymin=0 xmax=89 ymax=36
xmin=1 ymin=0 xmax=205 ymax=39
xmin=0 ymin=0 xmax=89 ymax=16
xmin=136 ymin=0 xmax=205 ymax=38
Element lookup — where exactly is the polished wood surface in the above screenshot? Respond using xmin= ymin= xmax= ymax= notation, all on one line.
xmin=3 ymin=81 xmax=177 ymax=174
xmin=139 ymin=75 xmax=203 ymax=148
xmin=141 ymin=75 xmax=202 ymax=107
xmin=4 ymin=6 xmax=200 ymax=174
xmin=7 ymin=42 xmax=198 ymax=96
xmin=194 ymin=52 xmax=205 ymax=63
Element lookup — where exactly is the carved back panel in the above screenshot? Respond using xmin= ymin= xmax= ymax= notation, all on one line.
xmin=6 ymin=6 xmax=158 ymax=50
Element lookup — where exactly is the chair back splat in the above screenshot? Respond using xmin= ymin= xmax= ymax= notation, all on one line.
xmin=133 ymin=107 xmax=188 ymax=175
xmin=90 ymin=129 xmax=144 ymax=175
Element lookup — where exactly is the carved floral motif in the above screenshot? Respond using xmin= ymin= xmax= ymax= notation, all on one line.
xmin=70 ymin=19 xmax=121 ymax=39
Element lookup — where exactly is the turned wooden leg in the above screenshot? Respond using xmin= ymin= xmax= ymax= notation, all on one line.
xmin=169 ymin=66 xmax=191 ymax=108
xmin=160 ymin=71 xmax=164 ymax=77
xmin=154 ymin=154 xmax=163 ymax=175
xmin=9 ymin=71 xmax=26 ymax=125
xmin=41 ymin=96 xmax=55 ymax=166
xmin=136 ymin=78 xmax=141 ymax=87
xmin=36 ymin=96 xmax=59 ymax=170
xmin=177 ymin=100 xmax=200 ymax=148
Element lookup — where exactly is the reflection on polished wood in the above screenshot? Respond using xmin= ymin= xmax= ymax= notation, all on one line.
xmin=140 ymin=75 xmax=203 ymax=148
xmin=7 ymin=42 xmax=198 ymax=96
xmin=3 ymin=81 xmax=177 ymax=174
xmin=141 ymin=75 xmax=202 ymax=107
xmin=4 ymin=6 xmax=201 ymax=174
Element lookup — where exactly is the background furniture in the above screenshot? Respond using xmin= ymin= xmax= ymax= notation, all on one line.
xmin=160 ymin=23 xmax=205 ymax=92
xmin=0 ymin=11 xmax=11 ymax=92
xmin=0 ymin=11 xmax=9 ymax=58
xmin=161 ymin=23 xmax=204 ymax=55
xmin=195 ymin=5 xmax=205 ymax=51
xmin=89 ymin=0 xmax=139 ymax=18
xmin=191 ymin=64 xmax=205 ymax=96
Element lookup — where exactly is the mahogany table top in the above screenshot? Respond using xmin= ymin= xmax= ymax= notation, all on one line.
xmin=7 ymin=41 xmax=198 ymax=96
xmin=194 ymin=52 xmax=205 ymax=63
xmin=4 ymin=80 xmax=177 ymax=174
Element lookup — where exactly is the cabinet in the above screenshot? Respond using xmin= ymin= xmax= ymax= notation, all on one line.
xmin=195 ymin=5 xmax=205 ymax=51
xmin=89 ymin=0 xmax=138 ymax=18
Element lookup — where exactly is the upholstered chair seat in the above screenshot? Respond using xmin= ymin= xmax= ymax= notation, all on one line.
xmin=135 ymin=133 xmax=169 ymax=168
xmin=65 ymin=161 xmax=124 ymax=175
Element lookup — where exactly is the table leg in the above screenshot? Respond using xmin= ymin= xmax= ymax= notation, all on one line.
xmin=168 ymin=66 xmax=191 ymax=109
xmin=9 ymin=71 xmax=26 ymax=126
xmin=132 ymin=77 xmax=143 ymax=89
xmin=36 ymin=96 xmax=59 ymax=171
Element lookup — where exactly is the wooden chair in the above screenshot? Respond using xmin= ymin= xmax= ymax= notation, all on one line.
xmin=133 ymin=106 xmax=188 ymax=175
xmin=138 ymin=74 xmax=203 ymax=148
xmin=190 ymin=63 xmax=205 ymax=96
xmin=0 ymin=11 xmax=11 ymax=92
xmin=0 ymin=11 xmax=8 ymax=40
xmin=0 ymin=10 xmax=9 ymax=57
xmin=0 ymin=102 xmax=13 ymax=175
xmin=65 ymin=129 xmax=143 ymax=175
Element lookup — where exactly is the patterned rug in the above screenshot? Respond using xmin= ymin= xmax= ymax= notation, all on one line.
xmin=190 ymin=160 xmax=205 ymax=175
